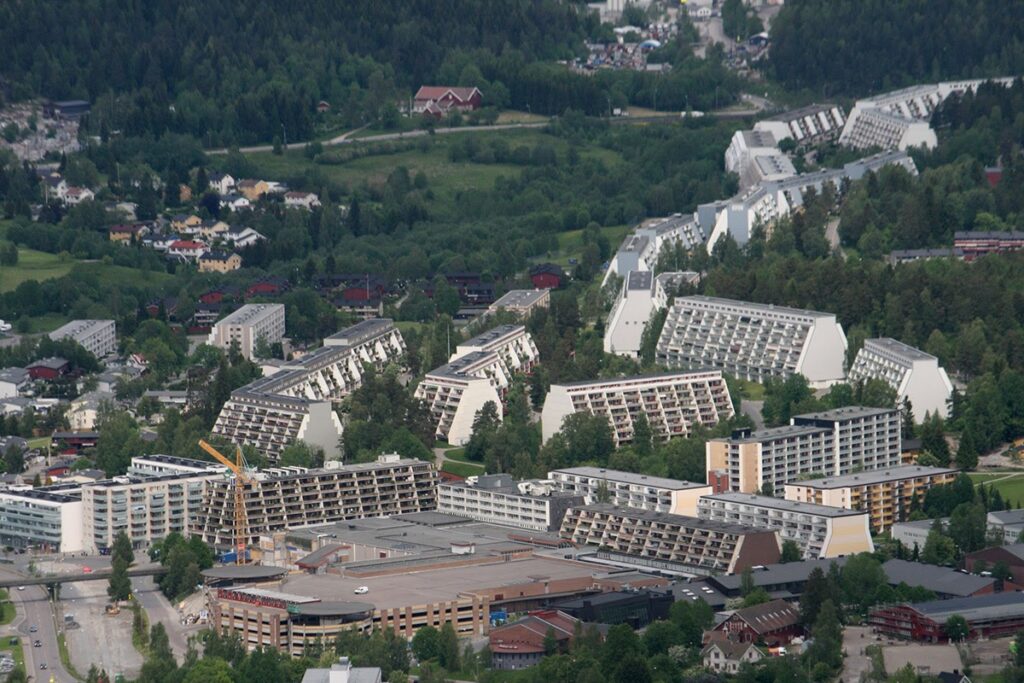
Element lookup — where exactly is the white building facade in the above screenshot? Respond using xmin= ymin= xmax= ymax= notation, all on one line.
xmin=208 ymin=304 xmax=286 ymax=360
xmin=848 ymin=338 xmax=953 ymax=419
xmin=548 ymin=467 xmax=711 ymax=517
xmin=49 ymin=319 xmax=117 ymax=357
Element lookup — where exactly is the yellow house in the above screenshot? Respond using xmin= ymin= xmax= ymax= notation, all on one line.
xmin=198 ymin=220 xmax=231 ymax=240
xmin=108 ymin=224 xmax=145 ymax=243
xmin=236 ymin=179 xmax=270 ymax=201
xmin=171 ymin=214 xmax=202 ymax=232
xmin=198 ymin=251 xmax=243 ymax=273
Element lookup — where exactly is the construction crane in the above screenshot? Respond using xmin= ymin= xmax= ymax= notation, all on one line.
xmin=198 ymin=439 xmax=252 ymax=565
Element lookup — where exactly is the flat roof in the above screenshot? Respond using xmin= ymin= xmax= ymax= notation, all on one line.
xmin=678 ymin=295 xmax=835 ymax=319
xmin=48 ymin=319 xmax=113 ymax=340
xmin=322 ymin=318 xmax=395 ymax=347
xmin=701 ymin=492 xmax=865 ymax=518
xmin=864 ymin=338 xmax=936 ymax=362
xmin=570 ymin=503 xmax=771 ymax=535
xmin=216 ymin=303 xmax=284 ymax=326
xmin=883 ymin=559 xmax=992 ymax=597
xmin=202 ymin=565 xmax=289 ymax=581
xmin=130 ymin=454 xmax=225 ymax=469
xmin=626 ymin=271 xmax=653 ymax=290
xmin=711 ymin=557 xmax=851 ymax=590
xmin=763 ymin=103 xmax=838 ymax=122
xmin=551 ymin=467 xmax=707 ymax=491
xmin=425 ymin=350 xmax=498 ymax=380
xmin=460 ymin=325 xmax=525 ymax=350
xmin=555 ymin=370 xmax=723 ymax=391
xmin=792 ymin=406 xmax=897 ymax=422
xmin=787 ymin=466 xmax=959 ymax=490
xmin=718 ymin=424 xmax=827 ymax=443
xmin=911 ymin=591 xmax=1024 ymax=622
xmin=491 ymin=290 xmax=548 ymax=308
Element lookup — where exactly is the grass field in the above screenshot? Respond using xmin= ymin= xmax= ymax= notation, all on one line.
xmin=441 ymin=460 xmax=485 ymax=478
xmin=0 ymin=248 xmax=75 ymax=293
xmin=0 ymin=589 xmax=13 ymax=625
xmin=969 ymin=471 xmax=1024 ymax=506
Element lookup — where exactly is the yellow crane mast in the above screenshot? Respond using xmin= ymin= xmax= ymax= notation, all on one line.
xmin=198 ymin=439 xmax=251 ymax=565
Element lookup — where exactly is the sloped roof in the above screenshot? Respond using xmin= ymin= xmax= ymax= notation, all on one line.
xmin=728 ymin=599 xmax=800 ymax=634
xmin=414 ymin=86 xmax=480 ymax=102
xmin=883 ymin=559 xmax=994 ymax=597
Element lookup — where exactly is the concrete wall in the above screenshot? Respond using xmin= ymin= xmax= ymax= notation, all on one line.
xmin=796 ymin=317 xmax=848 ymax=387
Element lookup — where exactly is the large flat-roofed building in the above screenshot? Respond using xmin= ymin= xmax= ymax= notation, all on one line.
xmin=82 ymin=470 xmax=220 ymax=553
xmin=868 ymin=592 xmax=1024 ymax=642
xmin=790 ymin=406 xmax=902 ymax=473
xmin=208 ymin=304 xmax=286 ymax=360
xmin=437 ymin=475 xmax=584 ymax=532
xmin=487 ymin=289 xmax=550 ymax=318
xmin=603 ymin=270 xmax=699 ymax=357
xmin=548 ymin=467 xmax=711 ymax=516
xmin=848 ymin=338 xmax=953 ymax=419
xmin=192 ymin=455 xmax=438 ymax=549
xmin=0 ymin=487 xmax=84 ymax=553
xmin=541 ymin=371 xmax=734 ymax=447
xmin=126 ymin=454 xmax=229 ymax=478
xmin=697 ymin=492 xmax=874 ymax=559
xmin=560 ymin=504 xmax=781 ymax=575
xmin=415 ymin=325 xmax=538 ymax=445
xmin=656 ymin=296 xmax=847 ymax=387
xmin=48 ymin=319 xmax=117 ymax=357
xmin=784 ymin=465 xmax=959 ymax=533
xmin=213 ymin=319 xmax=405 ymax=461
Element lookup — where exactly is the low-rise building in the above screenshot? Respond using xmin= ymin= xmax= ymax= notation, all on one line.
xmin=198 ymin=251 xmax=242 ymax=273
xmin=300 ymin=657 xmax=381 ymax=683
xmin=868 ymin=592 xmax=1024 ymax=642
xmin=784 ymin=465 xmax=959 ymax=533
xmin=438 ymin=475 xmax=584 ymax=532
xmin=283 ymin=192 xmax=321 ymax=210
xmin=541 ymin=371 xmax=734 ymax=447
xmin=49 ymin=319 xmax=117 ymax=357
xmin=964 ymin=544 xmax=1024 ymax=587
xmin=559 ymin=504 xmax=781 ymax=575
xmin=549 ymin=467 xmax=711 ymax=516
xmin=697 ymin=493 xmax=874 ymax=559
xmin=0 ymin=368 xmax=29 ymax=399
xmin=707 ymin=598 xmax=802 ymax=645
xmin=487 ymin=289 xmax=550 ymax=318
xmin=954 ymin=230 xmax=1024 ymax=261
xmin=208 ymin=303 xmax=286 ymax=360
xmin=67 ymin=390 xmax=116 ymax=431
xmin=489 ymin=610 xmax=581 ymax=670
xmin=702 ymin=639 xmax=765 ymax=674
xmin=0 ymin=487 xmax=84 ymax=553
xmin=848 ymin=338 xmax=953 ymax=419
xmin=656 ymin=296 xmax=848 ymax=387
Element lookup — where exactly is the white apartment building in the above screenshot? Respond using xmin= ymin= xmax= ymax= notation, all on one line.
xmin=848 ymin=338 xmax=953 ymax=419
xmin=82 ymin=470 xmax=220 ymax=553
xmin=656 ymin=296 xmax=848 ymax=387
xmin=487 ymin=289 xmax=550 ymax=318
xmin=548 ymin=467 xmax=711 ymax=516
xmin=208 ymin=304 xmax=286 ymax=360
xmin=213 ymin=319 xmax=405 ymax=461
xmin=128 ymin=454 xmax=229 ymax=478
xmin=603 ymin=271 xmax=699 ymax=357
xmin=0 ymin=367 xmax=30 ymax=399
xmin=48 ymin=319 xmax=117 ymax=357
xmin=437 ymin=474 xmax=585 ymax=532
xmin=0 ymin=487 xmax=85 ymax=553
xmin=706 ymin=406 xmax=902 ymax=495
xmin=603 ymin=214 xmax=707 ymax=286
xmin=697 ymin=492 xmax=874 ymax=559
xmin=754 ymin=104 xmax=846 ymax=145
xmin=416 ymin=325 xmax=538 ymax=446
xmin=541 ymin=371 xmax=734 ymax=447
xmin=192 ymin=455 xmax=438 ymax=548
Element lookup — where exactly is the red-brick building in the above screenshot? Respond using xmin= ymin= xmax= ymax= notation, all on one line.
xmin=954 ymin=231 xmax=1024 ymax=261
xmin=869 ymin=592 xmax=1024 ymax=642
xmin=245 ymin=276 xmax=290 ymax=298
xmin=707 ymin=599 xmax=802 ymax=646
xmin=27 ymin=357 xmax=70 ymax=380
xmin=964 ymin=544 xmax=1024 ymax=586
xmin=489 ymin=610 xmax=583 ymax=670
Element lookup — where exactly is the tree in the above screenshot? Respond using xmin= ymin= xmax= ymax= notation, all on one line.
xmin=947 ymin=502 xmax=988 ymax=554
xmin=920 ymin=414 xmax=950 ymax=465
xmin=993 ymin=560 xmax=1013 ymax=581
xmin=804 ymin=599 xmax=842 ymax=672
xmin=278 ymin=441 xmax=322 ymax=468
xmin=112 ymin=530 xmax=135 ymax=566
xmin=642 ymin=620 xmax=684 ymax=656
xmin=412 ymin=625 xmax=439 ymax=662
xmin=781 ymin=539 xmax=802 ymax=563
xmin=438 ymin=622 xmax=460 ymax=671
xmin=956 ymin=428 xmax=980 ymax=470
xmin=945 ymin=614 xmax=969 ymax=642
xmin=921 ymin=529 xmax=957 ymax=566
xmin=900 ymin=398 xmax=916 ymax=439
xmin=183 ymin=657 xmax=233 ymax=683
xmin=107 ymin=557 xmax=132 ymax=603
xmin=841 ymin=553 xmax=887 ymax=614
xmin=631 ymin=413 xmax=653 ymax=457
xmin=760 ymin=481 xmax=775 ymax=497
xmin=543 ymin=626 xmax=559 ymax=656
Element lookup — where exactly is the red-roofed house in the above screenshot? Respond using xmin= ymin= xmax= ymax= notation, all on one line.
xmin=489 ymin=610 xmax=583 ymax=670
xmin=167 ymin=240 xmax=207 ymax=261
xmin=706 ymin=599 xmax=803 ymax=646
xmin=413 ymin=86 xmax=483 ymax=116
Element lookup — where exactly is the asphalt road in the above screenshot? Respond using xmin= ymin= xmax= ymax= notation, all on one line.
xmin=134 ymin=576 xmax=199 ymax=662
xmin=4 ymin=581 xmax=74 ymax=683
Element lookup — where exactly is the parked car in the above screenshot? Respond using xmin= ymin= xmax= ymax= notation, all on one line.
xmin=353 ymin=586 xmax=369 ymax=595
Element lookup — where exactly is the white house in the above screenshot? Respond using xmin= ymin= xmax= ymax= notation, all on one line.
xmin=63 ymin=186 xmax=95 ymax=205
xmin=219 ymin=194 xmax=251 ymax=211
xmin=208 ymin=172 xmax=236 ymax=195
xmin=167 ymin=240 xmax=207 ymax=261
xmin=284 ymin=191 xmax=321 ymax=210
xmin=222 ymin=225 xmax=266 ymax=249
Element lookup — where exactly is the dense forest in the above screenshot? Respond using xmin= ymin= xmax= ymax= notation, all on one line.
xmin=770 ymin=0 xmax=1024 ymax=95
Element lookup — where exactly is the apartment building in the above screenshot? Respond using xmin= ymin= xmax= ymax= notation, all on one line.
xmin=208 ymin=304 xmax=286 ymax=360
xmin=191 ymin=455 xmax=438 ymax=548
xmin=754 ymin=104 xmax=846 ymax=145
xmin=548 ymin=467 xmax=711 ymax=516
xmin=954 ymin=230 xmax=1024 ymax=261
xmin=416 ymin=325 xmax=538 ymax=446
xmin=212 ymin=319 xmax=406 ymax=461
xmin=697 ymin=492 xmax=874 ymax=559
xmin=0 ymin=487 xmax=84 ymax=553
xmin=541 ymin=370 xmax=734 ymax=447
xmin=783 ymin=465 xmax=959 ymax=533
xmin=82 ymin=470 xmax=220 ymax=553
xmin=127 ymin=454 xmax=228 ymax=478
xmin=487 ymin=289 xmax=550 ymax=318
xmin=603 ymin=213 xmax=707 ymax=286
xmin=656 ymin=296 xmax=847 ymax=387
xmin=437 ymin=474 xmax=584 ymax=532
xmin=559 ymin=504 xmax=781 ymax=575
xmin=848 ymin=338 xmax=953 ymax=419
xmin=48 ymin=319 xmax=117 ymax=357
xmin=603 ymin=271 xmax=699 ymax=357
xmin=706 ymin=407 xmax=901 ymax=495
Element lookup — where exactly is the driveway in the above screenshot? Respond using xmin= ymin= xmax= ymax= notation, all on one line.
xmin=842 ymin=625 xmax=876 ymax=683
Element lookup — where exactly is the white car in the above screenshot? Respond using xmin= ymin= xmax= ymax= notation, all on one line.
xmin=16 ymin=586 xmax=24 ymax=591
xmin=353 ymin=586 xmax=369 ymax=595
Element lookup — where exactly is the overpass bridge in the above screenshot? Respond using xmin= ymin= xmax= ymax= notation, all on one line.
xmin=0 ymin=566 xmax=167 ymax=589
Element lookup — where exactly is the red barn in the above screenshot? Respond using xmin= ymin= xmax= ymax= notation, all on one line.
xmin=529 ymin=263 xmax=565 ymax=289
xmin=27 ymin=357 xmax=70 ymax=380
xmin=707 ymin=599 xmax=802 ymax=646
xmin=413 ymin=86 xmax=482 ymax=116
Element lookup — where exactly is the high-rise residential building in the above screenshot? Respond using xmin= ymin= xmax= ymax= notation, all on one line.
xmin=437 ymin=474 xmax=584 ymax=532
xmin=415 ymin=325 xmax=538 ymax=446
xmin=656 ymin=296 xmax=848 ymax=387
xmin=754 ymin=104 xmax=846 ymax=146
xmin=48 ymin=319 xmax=117 ymax=357
xmin=706 ymin=406 xmax=901 ymax=495
xmin=208 ymin=304 xmax=286 ymax=359
xmin=603 ymin=271 xmax=699 ymax=357
xmin=548 ymin=467 xmax=711 ymax=516
xmin=559 ymin=504 xmax=781 ymax=575
xmin=0 ymin=487 xmax=84 ymax=553
xmin=541 ymin=370 xmax=734 ymax=447
xmin=603 ymin=214 xmax=707 ymax=286
xmin=848 ymin=338 xmax=953 ymax=419
xmin=212 ymin=319 xmax=405 ymax=461
xmin=191 ymin=455 xmax=438 ymax=548
xmin=783 ymin=465 xmax=959 ymax=533
xmin=697 ymin=492 xmax=874 ymax=559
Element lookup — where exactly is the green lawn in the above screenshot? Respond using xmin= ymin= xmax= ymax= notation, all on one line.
xmin=733 ymin=378 xmax=767 ymax=400
xmin=0 ymin=248 xmax=75 ymax=293
xmin=969 ymin=472 xmax=1024 ymax=507
xmin=554 ymin=224 xmax=631 ymax=266
xmin=0 ymin=636 xmax=26 ymax=680
xmin=441 ymin=460 xmax=485 ymax=478
xmin=0 ymin=589 xmax=13 ymax=625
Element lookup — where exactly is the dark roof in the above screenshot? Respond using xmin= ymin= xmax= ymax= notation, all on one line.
xmin=201 ymin=565 xmax=288 ymax=581
xmin=882 ymin=559 xmax=994 ymax=597
xmin=28 ymin=357 xmax=70 ymax=370
xmin=710 ymin=557 xmax=850 ymax=591
xmin=911 ymin=591 xmax=1024 ymax=623
xmin=726 ymin=599 xmax=800 ymax=634
xmin=530 ymin=263 xmax=564 ymax=277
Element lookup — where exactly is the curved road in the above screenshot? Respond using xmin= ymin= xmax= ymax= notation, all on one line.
xmin=1 ymin=577 xmax=74 ymax=683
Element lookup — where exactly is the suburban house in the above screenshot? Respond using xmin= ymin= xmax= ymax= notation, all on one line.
xmin=63 ymin=186 xmax=94 ymax=205
xmin=702 ymin=638 xmax=765 ymax=674
xmin=413 ymin=86 xmax=483 ymax=116
xmin=706 ymin=599 xmax=803 ymax=646
xmin=167 ymin=240 xmax=207 ymax=261
xmin=236 ymin=179 xmax=271 ymax=201
xmin=196 ymin=220 xmax=231 ymax=241
xmin=0 ymin=368 xmax=30 ymax=398
xmin=219 ymin=193 xmax=251 ymax=211
xmin=529 ymin=263 xmax=565 ymax=289
xmin=245 ymin=276 xmax=290 ymax=298
xmin=108 ymin=223 xmax=147 ymax=243
xmin=208 ymin=172 xmax=236 ymax=195
xmin=171 ymin=214 xmax=203 ymax=232
xmin=198 ymin=251 xmax=243 ymax=273
xmin=198 ymin=286 xmax=240 ymax=305
xmin=222 ymin=225 xmax=266 ymax=249
xmin=489 ymin=610 xmax=582 ymax=670
xmin=27 ymin=357 xmax=70 ymax=381
xmin=283 ymin=191 xmax=321 ymax=210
